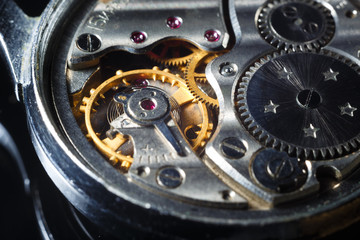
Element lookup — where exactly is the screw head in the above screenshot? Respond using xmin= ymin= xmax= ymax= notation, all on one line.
xmin=252 ymin=149 xmax=308 ymax=193
xmin=220 ymin=137 xmax=247 ymax=159
xmin=156 ymin=166 xmax=185 ymax=189
xmin=204 ymin=29 xmax=221 ymax=42
xmin=167 ymin=16 xmax=182 ymax=29
xmin=219 ymin=63 xmax=238 ymax=77
xmin=131 ymin=31 xmax=147 ymax=44
xmin=76 ymin=33 xmax=101 ymax=52
xmin=266 ymin=157 xmax=294 ymax=180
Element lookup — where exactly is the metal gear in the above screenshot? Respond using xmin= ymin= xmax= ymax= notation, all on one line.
xmin=148 ymin=40 xmax=200 ymax=66
xmin=79 ymin=67 xmax=214 ymax=170
xmin=236 ymin=50 xmax=360 ymax=160
xmin=257 ymin=0 xmax=335 ymax=51
xmin=185 ymin=51 xmax=220 ymax=108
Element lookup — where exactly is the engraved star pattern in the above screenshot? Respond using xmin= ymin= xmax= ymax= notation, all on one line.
xmin=322 ymin=68 xmax=339 ymax=81
xmin=303 ymin=124 xmax=320 ymax=139
xmin=264 ymin=100 xmax=279 ymax=114
xmin=278 ymin=67 xmax=293 ymax=80
xmin=339 ymin=102 xmax=357 ymax=117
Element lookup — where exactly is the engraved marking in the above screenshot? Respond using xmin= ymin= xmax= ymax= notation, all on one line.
xmin=264 ymin=100 xmax=279 ymax=114
xmin=87 ymin=11 xmax=112 ymax=31
xmin=323 ymin=68 xmax=339 ymax=82
xmin=278 ymin=67 xmax=293 ymax=80
xmin=339 ymin=102 xmax=357 ymax=117
xmin=303 ymin=124 xmax=320 ymax=139
xmin=142 ymin=144 xmax=154 ymax=153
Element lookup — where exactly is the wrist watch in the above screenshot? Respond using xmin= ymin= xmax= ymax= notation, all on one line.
xmin=2 ymin=0 xmax=360 ymax=239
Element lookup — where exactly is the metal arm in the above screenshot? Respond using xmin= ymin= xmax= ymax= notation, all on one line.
xmin=0 ymin=0 xmax=40 ymax=101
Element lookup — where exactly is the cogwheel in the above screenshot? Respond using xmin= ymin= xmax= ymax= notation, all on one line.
xmin=148 ymin=40 xmax=200 ymax=66
xmin=185 ymin=51 xmax=220 ymax=108
xmin=80 ymin=67 xmax=214 ymax=169
xmin=257 ymin=0 xmax=335 ymax=51
xmin=236 ymin=50 xmax=360 ymax=160
xmin=80 ymin=86 xmax=133 ymax=171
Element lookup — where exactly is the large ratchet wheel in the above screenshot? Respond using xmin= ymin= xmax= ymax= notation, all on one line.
xmin=236 ymin=50 xmax=360 ymax=160
xmin=78 ymin=67 xmax=213 ymax=171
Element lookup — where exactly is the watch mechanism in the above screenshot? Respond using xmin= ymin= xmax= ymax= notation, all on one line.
xmin=17 ymin=0 xmax=360 ymax=238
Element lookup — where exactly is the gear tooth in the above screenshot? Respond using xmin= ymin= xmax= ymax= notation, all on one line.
xmin=248 ymin=121 xmax=257 ymax=129
xmin=82 ymin=97 xmax=90 ymax=105
xmin=253 ymin=128 xmax=261 ymax=135
xmin=239 ymin=110 xmax=249 ymax=117
xmin=79 ymin=105 xmax=86 ymax=113
xmin=259 ymin=131 xmax=267 ymax=140
xmin=336 ymin=146 xmax=343 ymax=155
xmin=238 ymin=105 xmax=247 ymax=111
xmin=280 ymin=143 xmax=286 ymax=152
xmin=272 ymin=139 xmax=279 ymax=148
xmin=343 ymin=143 xmax=351 ymax=152
xmin=120 ymin=161 xmax=131 ymax=170
xmin=312 ymin=150 xmax=319 ymax=159
xmin=243 ymin=116 xmax=253 ymax=123
xmin=320 ymin=149 xmax=327 ymax=158
xmin=90 ymin=88 xmax=96 ymax=96
xmin=313 ymin=42 xmax=320 ymax=49
xmin=260 ymin=58 xmax=267 ymax=64
xmin=329 ymin=148 xmax=336 ymax=157
xmin=109 ymin=156 xmax=118 ymax=164
xmin=269 ymin=38 xmax=277 ymax=45
xmin=123 ymin=78 xmax=130 ymax=86
xmin=264 ymin=137 xmax=273 ymax=146
xmin=296 ymin=148 xmax=303 ymax=158
xmin=350 ymin=139 xmax=357 ymax=148
xmin=288 ymin=145 xmax=295 ymax=154
xmin=86 ymin=133 xmax=92 ymax=140
xmin=304 ymin=149 xmax=311 ymax=158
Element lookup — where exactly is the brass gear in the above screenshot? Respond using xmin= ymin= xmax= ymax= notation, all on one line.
xmin=185 ymin=51 xmax=220 ymax=108
xmin=79 ymin=67 xmax=214 ymax=170
xmin=148 ymin=40 xmax=200 ymax=66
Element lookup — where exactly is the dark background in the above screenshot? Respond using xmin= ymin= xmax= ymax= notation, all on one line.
xmin=0 ymin=0 xmax=359 ymax=239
